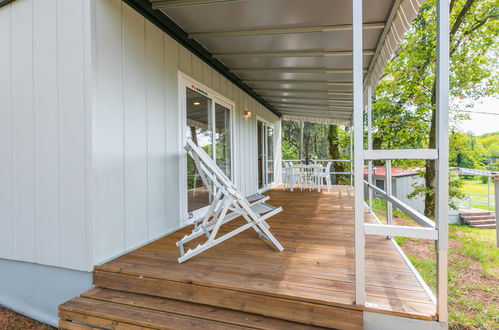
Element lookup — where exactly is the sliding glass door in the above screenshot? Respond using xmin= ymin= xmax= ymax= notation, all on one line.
xmin=181 ymin=75 xmax=234 ymax=223
xmin=257 ymin=120 xmax=275 ymax=190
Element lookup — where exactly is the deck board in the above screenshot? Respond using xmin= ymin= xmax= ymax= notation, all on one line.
xmin=94 ymin=186 xmax=436 ymax=326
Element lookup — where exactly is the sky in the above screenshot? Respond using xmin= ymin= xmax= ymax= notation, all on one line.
xmin=454 ymin=97 xmax=499 ymax=136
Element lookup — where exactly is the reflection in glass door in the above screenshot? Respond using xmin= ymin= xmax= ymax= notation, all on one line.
xmin=185 ymin=88 xmax=212 ymax=213
xmin=266 ymin=126 xmax=274 ymax=184
xmin=257 ymin=120 xmax=275 ymax=189
xmin=184 ymin=84 xmax=233 ymax=222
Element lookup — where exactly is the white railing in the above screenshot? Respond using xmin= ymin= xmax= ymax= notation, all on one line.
xmin=459 ymin=193 xmax=496 ymax=212
xmin=282 ymin=159 xmax=353 ymax=185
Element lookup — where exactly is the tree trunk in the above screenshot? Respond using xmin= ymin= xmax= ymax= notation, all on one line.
xmin=298 ymin=121 xmax=304 ymax=160
xmin=328 ymin=125 xmax=345 ymax=183
xmin=372 ymin=136 xmax=383 ymax=166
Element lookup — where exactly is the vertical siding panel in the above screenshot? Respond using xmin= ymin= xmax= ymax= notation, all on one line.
xmin=58 ymin=0 xmax=87 ymax=270
xmin=11 ymin=0 xmax=36 ymax=262
xmin=0 ymin=4 xmax=13 ymax=259
xmin=202 ymin=62 xmax=211 ymax=86
xmin=241 ymin=91 xmax=248 ymax=194
xmin=234 ymin=89 xmax=241 ymax=190
xmin=123 ymin=5 xmax=148 ymax=249
xmin=250 ymin=102 xmax=257 ymax=192
xmin=212 ymin=71 xmax=220 ymax=92
xmin=33 ymin=0 xmax=59 ymax=266
xmin=164 ymin=34 xmax=180 ymax=231
xmin=191 ymin=56 xmax=202 ymax=82
xmin=145 ymin=22 xmax=167 ymax=238
xmin=178 ymin=46 xmax=191 ymax=75
xmin=94 ymin=0 xmax=125 ymax=262
xmin=220 ymin=77 xmax=227 ymax=98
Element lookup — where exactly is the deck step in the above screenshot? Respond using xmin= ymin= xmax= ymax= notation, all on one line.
xmin=471 ymin=224 xmax=496 ymax=229
xmin=465 ymin=219 xmax=496 ymax=225
xmin=91 ymin=269 xmax=363 ymax=329
xmin=461 ymin=215 xmax=495 ymax=221
xmin=59 ymin=288 xmax=325 ymax=330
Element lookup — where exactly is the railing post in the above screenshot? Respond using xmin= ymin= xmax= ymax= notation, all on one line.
xmin=436 ymin=0 xmax=449 ymax=323
xmin=367 ymin=85 xmax=373 ymax=212
xmin=386 ymin=160 xmax=393 ymax=237
xmin=488 ymin=176 xmax=491 ymax=212
xmin=353 ymin=0 xmax=365 ymax=306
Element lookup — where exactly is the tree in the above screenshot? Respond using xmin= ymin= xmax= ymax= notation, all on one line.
xmin=373 ymin=0 xmax=498 ymax=217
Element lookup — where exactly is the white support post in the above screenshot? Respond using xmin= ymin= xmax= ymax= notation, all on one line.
xmin=386 ymin=160 xmax=393 ymax=234
xmin=367 ymin=85 xmax=373 ymax=212
xmin=353 ymin=0 xmax=365 ymax=306
xmin=436 ymin=0 xmax=449 ymax=323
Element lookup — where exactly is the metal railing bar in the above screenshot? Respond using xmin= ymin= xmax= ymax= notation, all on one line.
xmin=363 ymin=149 xmax=438 ymax=160
xmin=389 ymin=238 xmax=438 ymax=304
xmin=365 ymin=224 xmax=438 ymax=240
xmin=364 ymin=180 xmax=436 ymax=228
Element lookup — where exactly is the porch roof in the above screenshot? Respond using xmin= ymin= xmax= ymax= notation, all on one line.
xmin=145 ymin=0 xmax=423 ymax=125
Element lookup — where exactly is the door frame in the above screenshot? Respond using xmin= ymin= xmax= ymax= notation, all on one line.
xmin=256 ymin=116 xmax=276 ymax=192
xmin=178 ymin=72 xmax=236 ymax=225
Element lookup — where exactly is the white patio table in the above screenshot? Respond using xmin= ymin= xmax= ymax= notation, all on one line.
xmin=288 ymin=164 xmax=323 ymax=192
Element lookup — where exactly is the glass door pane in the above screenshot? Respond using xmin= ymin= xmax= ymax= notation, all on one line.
xmin=214 ymin=103 xmax=231 ymax=179
xmin=257 ymin=120 xmax=265 ymax=189
xmin=185 ymin=87 xmax=212 ymax=212
xmin=267 ymin=126 xmax=274 ymax=184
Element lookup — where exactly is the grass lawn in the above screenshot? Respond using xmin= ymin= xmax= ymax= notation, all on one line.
xmin=460 ymin=178 xmax=495 ymax=211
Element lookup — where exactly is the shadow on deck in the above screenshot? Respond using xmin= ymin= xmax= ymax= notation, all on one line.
xmin=59 ymin=186 xmax=436 ymax=329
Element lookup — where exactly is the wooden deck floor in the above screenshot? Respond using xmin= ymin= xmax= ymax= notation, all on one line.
xmin=60 ymin=186 xmax=436 ymax=329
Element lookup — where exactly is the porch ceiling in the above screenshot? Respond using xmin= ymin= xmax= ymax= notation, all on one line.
xmin=149 ymin=0 xmax=423 ymax=125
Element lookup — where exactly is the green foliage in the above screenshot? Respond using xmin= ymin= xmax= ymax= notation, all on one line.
xmin=372 ymin=0 xmax=498 ymax=215
xmin=449 ymin=131 xmax=486 ymax=168
xmin=281 ymin=120 xmax=351 ymax=161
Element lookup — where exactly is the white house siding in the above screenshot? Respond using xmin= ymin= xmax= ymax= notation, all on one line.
xmin=91 ymin=0 xmax=280 ymax=267
xmin=0 ymin=0 xmax=91 ymax=271
xmin=393 ymin=175 xmax=426 ymax=215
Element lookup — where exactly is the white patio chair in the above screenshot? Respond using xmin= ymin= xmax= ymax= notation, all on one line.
xmin=312 ymin=161 xmax=333 ymax=192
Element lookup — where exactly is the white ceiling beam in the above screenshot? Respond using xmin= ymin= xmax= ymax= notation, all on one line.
xmin=245 ymin=80 xmax=352 ymax=86
xmin=189 ymin=22 xmax=385 ymax=38
xmin=213 ymin=50 xmax=375 ymax=58
xmin=152 ymin=0 xmax=239 ymax=9
xmin=279 ymin=110 xmax=352 ymax=118
xmin=264 ymin=96 xmax=353 ymax=103
xmin=271 ymin=103 xmax=351 ymax=110
xmin=253 ymin=88 xmax=353 ymax=96
xmin=231 ymin=68 xmax=367 ymax=73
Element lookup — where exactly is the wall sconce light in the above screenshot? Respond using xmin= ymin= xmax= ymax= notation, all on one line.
xmin=243 ymin=110 xmax=252 ymax=119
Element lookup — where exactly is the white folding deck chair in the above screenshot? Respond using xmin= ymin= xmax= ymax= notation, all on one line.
xmin=176 ymin=139 xmax=284 ymax=263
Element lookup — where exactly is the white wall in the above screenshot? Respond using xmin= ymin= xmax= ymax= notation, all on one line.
xmin=0 ymin=0 xmax=92 ymax=271
xmin=0 ymin=0 xmax=280 ymax=272
xmin=91 ymin=0 xmax=280 ymax=266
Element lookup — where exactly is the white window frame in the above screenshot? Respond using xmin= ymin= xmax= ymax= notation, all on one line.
xmin=178 ymin=72 xmax=236 ymax=225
